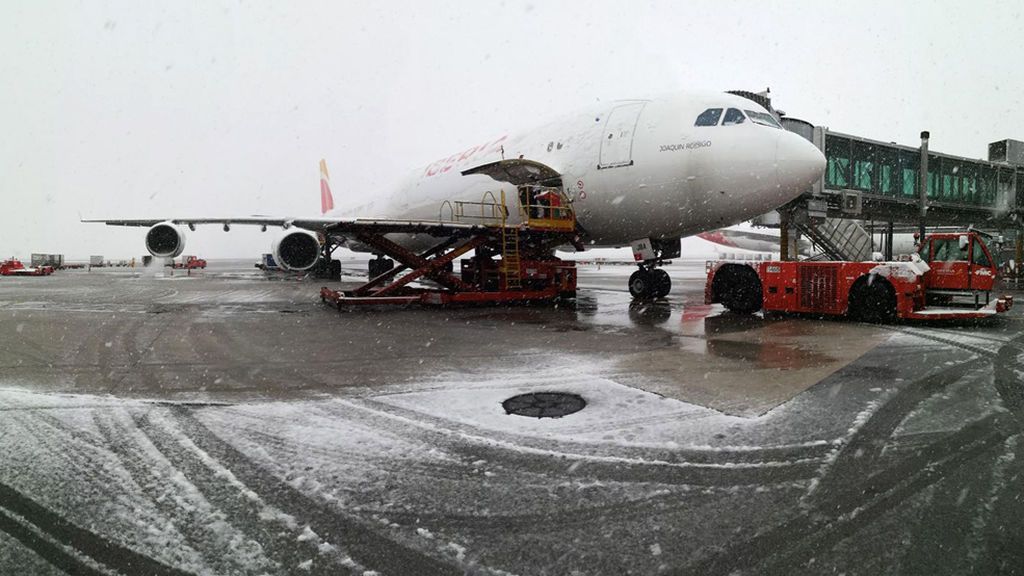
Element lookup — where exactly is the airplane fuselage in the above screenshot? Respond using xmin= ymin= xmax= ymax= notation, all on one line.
xmin=338 ymin=91 xmax=825 ymax=249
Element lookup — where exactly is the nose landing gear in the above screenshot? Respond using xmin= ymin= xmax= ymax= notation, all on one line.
xmin=628 ymin=237 xmax=680 ymax=299
xmin=629 ymin=267 xmax=671 ymax=299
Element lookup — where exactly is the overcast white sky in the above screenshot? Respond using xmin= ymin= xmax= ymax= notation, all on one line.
xmin=2 ymin=1 xmax=1022 ymax=259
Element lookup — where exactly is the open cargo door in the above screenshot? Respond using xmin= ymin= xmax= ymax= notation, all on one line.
xmin=461 ymin=159 xmax=562 ymax=186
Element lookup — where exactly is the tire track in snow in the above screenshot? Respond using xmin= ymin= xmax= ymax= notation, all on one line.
xmin=0 ymin=504 xmax=110 ymax=576
xmin=205 ymin=406 xmax=471 ymax=485
xmin=975 ymin=434 xmax=1024 ymax=575
xmin=993 ymin=332 xmax=1024 ymax=414
xmin=156 ymin=406 xmax=462 ymax=576
xmin=896 ymin=447 xmax=1001 ymax=575
xmin=675 ymin=335 xmax=1015 ymax=575
xmin=134 ymin=409 xmax=358 ymax=576
xmin=677 ymin=412 xmax=1020 ymax=575
xmin=0 ymin=481 xmax=193 ymax=576
xmin=94 ymin=409 xmax=273 ymax=575
xmin=810 ymin=357 xmax=987 ymax=504
xmin=0 ymin=402 xmax=212 ymax=572
xmin=340 ymin=398 xmax=826 ymax=486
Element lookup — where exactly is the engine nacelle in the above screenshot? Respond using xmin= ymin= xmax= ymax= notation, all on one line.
xmin=145 ymin=222 xmax=186 ymax=258
xmin=272 ymin=230 xmax=321 ymax=271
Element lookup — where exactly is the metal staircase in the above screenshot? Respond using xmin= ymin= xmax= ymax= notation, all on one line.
xmin=501 ymin=224 xmax=522 ymax=290
xmin=796 ymin=217 xmax=874 ymax=261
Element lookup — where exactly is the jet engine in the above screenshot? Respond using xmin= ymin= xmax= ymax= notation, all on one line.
xmin=272 ymin=230 xmax=321 ymax=271
xmin=145 ymin=222 xmax=186 ymax=258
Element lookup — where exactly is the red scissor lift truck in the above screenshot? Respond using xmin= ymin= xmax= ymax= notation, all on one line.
xmin=706 ymin=231 xmax=1013 ymax=321
xmin=320 ymin=186 xmax=579 ymax=309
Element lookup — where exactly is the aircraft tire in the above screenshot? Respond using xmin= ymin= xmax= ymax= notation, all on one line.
xmin=629 ymin=270 xmax=653 ymax=299
xmin=652 ymin=269 xmax=671 ymax=298
xmin=368 ymin=257 xmax=394 ymax=278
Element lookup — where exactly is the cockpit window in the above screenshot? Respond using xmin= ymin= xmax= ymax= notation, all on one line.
xmin=744 ymin=110 xmax=783 ymax=129
xmin=694 ymin=108 xmax=723 ymax=127
xmin=722 ymin=108 xmax=746 ymax=126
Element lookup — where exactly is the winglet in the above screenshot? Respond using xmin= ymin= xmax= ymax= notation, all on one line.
xmin=320 ymin=159 xmax=335 ymax=214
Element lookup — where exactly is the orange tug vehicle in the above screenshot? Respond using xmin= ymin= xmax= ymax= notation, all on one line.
xmin=168 ymin=255 xmax=207 ymax=270
xmin=706 ymin=231 xmax=1013 ymax=322
xmin=1 ymin=258 xmax=54 ymax=276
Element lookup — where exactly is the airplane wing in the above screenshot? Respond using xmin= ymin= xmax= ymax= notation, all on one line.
xmin=81 ymin=216 xmax=490 ymax=236
xmin=81 ymin=216 xmax=341 ymax=231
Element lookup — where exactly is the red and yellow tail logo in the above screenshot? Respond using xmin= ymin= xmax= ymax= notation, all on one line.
xmin=320 ymin=159 xmax=335 ymax=214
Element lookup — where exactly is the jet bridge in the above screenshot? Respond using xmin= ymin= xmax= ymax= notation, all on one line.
xmin=816 ymin=130 xmax=1024 ymax=223
xmin=776 ymin=120 xmax=1024 ymax=263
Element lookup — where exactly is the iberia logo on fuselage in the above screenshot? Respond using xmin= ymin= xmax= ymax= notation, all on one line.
xmin=423 ymin=135 xmax=508 ymax=177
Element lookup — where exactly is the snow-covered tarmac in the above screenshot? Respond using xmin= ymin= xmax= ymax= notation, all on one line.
xmin=1 ymin=260 xmax=1022 ymax=575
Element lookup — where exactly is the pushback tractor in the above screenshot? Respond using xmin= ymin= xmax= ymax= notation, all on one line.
xmin=706 ymin=231 xmax=1013 ymax=321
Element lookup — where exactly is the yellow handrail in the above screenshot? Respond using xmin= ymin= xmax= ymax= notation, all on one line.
xmin=451 ymin=191 xmax=507 ymax=225
xmin=439 ymin=200 xmax=454 ymax=222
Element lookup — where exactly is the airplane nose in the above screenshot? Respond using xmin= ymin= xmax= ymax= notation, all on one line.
xmin=776 ymin=131 xmax=826 ymax=197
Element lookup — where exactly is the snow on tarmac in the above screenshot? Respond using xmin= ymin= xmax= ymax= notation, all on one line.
xmin=0 ymin=330 xmax=1012 ymax=574
xmin=0 ymin=361 xmax=838 ymax=575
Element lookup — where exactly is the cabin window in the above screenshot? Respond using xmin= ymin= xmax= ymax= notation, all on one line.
xmin=694 ymin=108 xmax=723 ymax=127
xmin=744 ymin=110 xmax=783 ymax=129
xmin=972 ymin=240 xmax=992 ymax=267
xmin=932 ymin=238 xmax=969 ymax=262
xmin=722 ymin=108 xmax=746 ymax=126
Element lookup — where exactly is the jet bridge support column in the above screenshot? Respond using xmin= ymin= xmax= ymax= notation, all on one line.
xmin=918 ymin=131 xmax=930 ymax=243
xmin=1016 ymin=232 xmax=1023 ymax=281
xmin=779 ymin=210 xmax=791 ymax=261
xmin=884 ymin=221 xmax=894 ymax=261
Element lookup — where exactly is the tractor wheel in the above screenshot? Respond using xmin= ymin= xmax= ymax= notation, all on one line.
xmin=849 ymin=277 xmax=896 ymax=323
xmin=712 ymin=264 xmax=763 ymax=314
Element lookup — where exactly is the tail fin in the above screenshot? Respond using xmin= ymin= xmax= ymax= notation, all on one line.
xmin=320 ymin=159 xmax=335 ymax=214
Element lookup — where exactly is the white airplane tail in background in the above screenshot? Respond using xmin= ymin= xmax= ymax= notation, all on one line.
xmin=320 ymin=159 xmax=335 ymax=214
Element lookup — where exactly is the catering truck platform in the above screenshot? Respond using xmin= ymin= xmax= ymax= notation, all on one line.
xmin=320 ymin=189 xmax=579 ymax=309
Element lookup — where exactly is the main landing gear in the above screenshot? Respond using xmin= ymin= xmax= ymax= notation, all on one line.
xmin=313 ymin=236 xmax=343 ymax=280
xmin=628 ymin=237 xmax=680 ymax=300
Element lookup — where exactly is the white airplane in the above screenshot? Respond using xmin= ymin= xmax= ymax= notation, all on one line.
xmin=699 ymin=225 xmax=920 ymax=259
xmin=698 ymin=225 xmax=813 ymax=256
xmin=86 ymin=90 xmax=825 ymax=297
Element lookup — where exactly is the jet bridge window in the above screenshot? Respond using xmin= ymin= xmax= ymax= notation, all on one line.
xmin=694 ymin=108 xmax=723 ymax=126
xmin=744 ymin=110 xmax=782 ymax=129
xmin=722 ymin=108 xmax=746 ymax=126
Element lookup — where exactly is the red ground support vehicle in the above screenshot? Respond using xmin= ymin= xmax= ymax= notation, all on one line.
xmin=319 ymin=188 xmax=579 ymax=309
xmin=1 ymin=258 xmax=55 ymax=276
xmin=168 ymin=255 xmax=207 ymax=270
xmin=706 ymin=232 xmax=1013 ymax=321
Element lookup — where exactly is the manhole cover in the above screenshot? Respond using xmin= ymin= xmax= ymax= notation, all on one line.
xmin=502 ymin=392 xmax=586 ymax=418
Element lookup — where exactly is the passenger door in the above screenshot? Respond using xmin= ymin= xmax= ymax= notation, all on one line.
xmin=927 ymin=236 xmax=972 ymax=290
xmin=969 ymin=236 xmax=996 ymax=291
xmin=598 ymin=102 xmax=646 ymax=169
